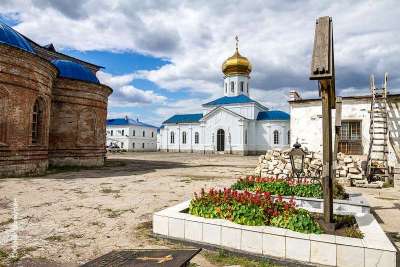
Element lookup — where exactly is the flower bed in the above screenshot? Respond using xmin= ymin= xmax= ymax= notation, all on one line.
xmin=189 ymin=188 xmax=322 ymax=234
xmin=189 ymin=188 xmax=362 ymax=237
xmin=231 ymin=176 xmax=347 ymax=199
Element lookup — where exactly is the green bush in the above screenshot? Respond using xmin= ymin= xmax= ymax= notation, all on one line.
xmin=232 ymin=176 xmax=347 ymax=199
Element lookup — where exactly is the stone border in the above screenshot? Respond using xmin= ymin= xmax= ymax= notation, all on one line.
xmin=153 ymin=201 xmax=396 ymax=267
xmin=275 ymin=193 xmax=370 ymax=214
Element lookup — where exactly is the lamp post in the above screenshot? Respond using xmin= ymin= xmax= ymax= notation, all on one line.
xmin=289 ymin=140 xmax=306 ymax=178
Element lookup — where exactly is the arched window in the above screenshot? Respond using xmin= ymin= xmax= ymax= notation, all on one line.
xmin=287 ymin=130 xmax=290 ymax=145
xmin=142 ymin=130 xmax=145 ymax=137
xmin=133 ymin=130 xmax=135 ymax=136
xmin=182 ymin=131 xmax=187 ymax=144
xmin=194 ymin=132 xmax=199 ymax=144
xmin=273 ymin=130 xmax=279 ymax=145
xmin=31 ymin=98 xmax=44 ymax=144
xmin=240 ymin=81 xmax=244 ymax=92
xmin=230 ymin=81 xmax=234 ymax=92
xmin=170 ymin=131 xmax=175 ymax=144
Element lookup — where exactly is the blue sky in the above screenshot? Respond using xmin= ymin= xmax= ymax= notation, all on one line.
xmin=1 ymin=1 xmax=399 ymax=126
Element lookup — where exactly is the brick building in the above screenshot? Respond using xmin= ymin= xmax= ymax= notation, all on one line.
xmin=0 ymin=22 xmax=112 ymax=177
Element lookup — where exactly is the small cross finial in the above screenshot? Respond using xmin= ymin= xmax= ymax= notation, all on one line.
xmin=235 ymin=35 xmax=239 ymax=52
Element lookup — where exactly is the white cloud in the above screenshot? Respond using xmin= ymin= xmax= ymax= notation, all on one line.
xmin=97 ymin=71 xmax=166 ymax=107
xmin=2 ymin=0 xmax=400 ymax=122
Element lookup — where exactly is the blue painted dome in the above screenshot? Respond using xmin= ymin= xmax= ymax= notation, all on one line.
xmin=0 ymin=21 xmax=35 ymax=53
xmin=52 ymin=59 xmax=100 ymax=84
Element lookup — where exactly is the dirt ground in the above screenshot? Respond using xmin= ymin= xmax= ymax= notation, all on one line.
xmin=0 ymin=152 xmax=257 ymax=266
xmin=0 ymin=152 xmax=399 ymax=267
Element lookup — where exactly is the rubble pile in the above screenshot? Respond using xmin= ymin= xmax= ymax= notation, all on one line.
xmin=255 ymin=149 xmax=365 ymax=186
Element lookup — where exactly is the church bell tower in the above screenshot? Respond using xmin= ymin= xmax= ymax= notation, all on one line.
xmin=222 ymin=36 xmax=252 ymax=97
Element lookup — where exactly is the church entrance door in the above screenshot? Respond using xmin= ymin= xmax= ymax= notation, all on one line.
xmin=217 ymin=129 xmax=225 ymax=152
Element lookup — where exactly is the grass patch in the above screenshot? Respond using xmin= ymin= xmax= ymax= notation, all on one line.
xmin=203 ymin=250 xmax=278 ymax=267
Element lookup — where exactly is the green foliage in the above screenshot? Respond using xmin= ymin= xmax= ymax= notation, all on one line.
xmin=270 ymin=209 xmax=322 ymax=234
xmin=232 ymin=176 xmax=348 ymax=199
xmin=189 ymin=188 xmax=322 ymax=234
xmin=344 ymin=226 xmax=364 ymax=238
xmin=203 ymin=249 xmax=277 ymax=267
xmin=231 ymin=177 xmax=322 ymax=198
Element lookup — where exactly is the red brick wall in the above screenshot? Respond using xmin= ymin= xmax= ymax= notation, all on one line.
xmin=48 ymin=78 xmax=112 ymax=166
xmin=0 ymin=44 xmax=57 ymax=177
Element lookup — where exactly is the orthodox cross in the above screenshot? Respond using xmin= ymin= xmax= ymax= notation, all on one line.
xmin=235 ymin=35 xmax=239 ymax=51
xmin=310 ymin=16 xmax=336 ymax=228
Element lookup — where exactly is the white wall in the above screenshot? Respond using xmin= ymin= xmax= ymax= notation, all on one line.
xmin=224 ymin=75 xmax=250 ymax=97
xmin=159 ymin=124 xmax=202 ymax=152
xmin=290 ymin=98 xmax=371 ymax=154
xmin=158 ymin=109 xmax=289 ymax=155
xmin=106 ymin=125 xmax=157 ymax=151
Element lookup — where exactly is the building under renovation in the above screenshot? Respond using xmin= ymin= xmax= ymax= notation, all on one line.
xmin=0 ymin=22 xmax=112 ymax=177
xmin=289 ymin=75 xmax=400 ymax=183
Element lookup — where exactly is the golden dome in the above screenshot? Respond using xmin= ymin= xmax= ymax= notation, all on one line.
xmin=222 ymin=37 xmax=252 ymax=76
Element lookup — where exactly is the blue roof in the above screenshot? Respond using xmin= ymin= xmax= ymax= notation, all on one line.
xmin=52 ymin=59 xmax=100 ymax=84
xmin=203 ymin=94 xmax=259 ymax=106
xmin=0 ymin=21 xmax=35 ymax=53
xmin=163 ymin=113 xmax=203 ymax=124
xmin=257 ymin=110 xmax=290 ymax=121
xmin=107 ymin=117 xmax=157 ymax=128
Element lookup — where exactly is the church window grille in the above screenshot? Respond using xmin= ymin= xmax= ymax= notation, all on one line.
xmin=230 ymin=81 xmax=234 ymax=92
xmin=110 ymin=130 xmax=113 ymax=136
xmin=152 ymin=132 xmax=154 ymax=138
xmin=122 ymin=129 xmax=124 ymax=136
xmin=170 ymin=132 xmax=175 ymax=144
xmin=142 ymin=143 xmax=145 ymax=148
xmin=240 ymin=81 xmax=244 ymax=92
xmin=143 ymin=130 xmax=145 ymax=137
xmin=182 ymin=131 xmax=187 ymax=144
xmin=195 ymin=132 xmax=199 ymax=144
xmin=132 ymin=142 xmax=135 ymax=148
xmin=133 ymin=130 xmax=135 ymax=136
xmin=31 ymin=98 xmax=43 ymax=145
xmin=273 ymin=130 xmax=279 ymax=145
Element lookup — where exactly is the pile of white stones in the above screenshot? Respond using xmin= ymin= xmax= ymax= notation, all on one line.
xmin=255 ymin=149 xmax=366 ymax=186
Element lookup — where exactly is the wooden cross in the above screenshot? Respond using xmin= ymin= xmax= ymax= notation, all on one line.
xmin=310 ymin=16 xmax=336 ymax=227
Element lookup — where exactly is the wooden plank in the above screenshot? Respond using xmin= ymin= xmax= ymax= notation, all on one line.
xmin=310 ymin=16 xmax=333 ymax=80
xmin=321 ymin=81 xmax=333 ymax=224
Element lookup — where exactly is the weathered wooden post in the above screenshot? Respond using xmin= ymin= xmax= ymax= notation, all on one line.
xmin=310 ymin=16 xmax=336 ymax=227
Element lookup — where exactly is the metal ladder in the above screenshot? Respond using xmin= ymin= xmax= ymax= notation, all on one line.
xmin=366 ymin=73 xmax=389 ymax=183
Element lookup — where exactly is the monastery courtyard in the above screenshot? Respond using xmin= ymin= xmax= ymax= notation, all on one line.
xmin=0 ymin=152 xmax=399 ymax=266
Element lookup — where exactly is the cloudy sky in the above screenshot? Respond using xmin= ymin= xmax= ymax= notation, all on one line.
xmin=1 ymin=0 xmax=399 ymax=125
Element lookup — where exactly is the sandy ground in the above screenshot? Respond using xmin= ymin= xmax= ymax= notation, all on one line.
xmin=0 ymin=152 xmax=399 ymax=266
xmin=0 ymin=152 xmax=257 ymax=266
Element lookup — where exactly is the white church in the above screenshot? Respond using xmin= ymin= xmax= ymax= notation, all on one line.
xmin=158 ymin=41 xmax=290 ymax=155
